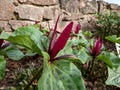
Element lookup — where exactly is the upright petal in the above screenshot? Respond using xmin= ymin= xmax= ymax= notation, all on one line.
xmin=48 ymin=15 xmax=60 ymax=52
xmin=75 ymin=23 xmax=81 ymax=34
xmin=92 ymin=37 xmax=102 ymax=56
xmin=0 ymin=28 xmax=4 ymax=47
xmin=0 ymin=39 xmax=4 ymax=47
xmin=49 ymin=22 xmax=73 ymax=61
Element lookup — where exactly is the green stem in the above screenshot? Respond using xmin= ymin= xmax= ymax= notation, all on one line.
xmin=24 ymin=65 xmax=43 ymax=90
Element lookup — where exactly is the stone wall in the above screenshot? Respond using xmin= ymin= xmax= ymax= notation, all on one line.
xmin=0 ymin=0 xmax=120 ymax=32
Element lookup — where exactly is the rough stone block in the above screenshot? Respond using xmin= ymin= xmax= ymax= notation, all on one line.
xmin=0 ymin=21 xmax=11 ymax=32
xmin=43 ymin=7 xmax=54 ymax=20
xmin=18 ymin=0 xmax=27 ymax=3
xmin=62 ymin=13 xmax=83 ymax=20
xmin=0 ymin=0 xmax=15 ymax=20
xmin=97 ymin=1 xmax=107 ymax=13
xmin=60 ymin=0 xmax=80 ymax=13
xmin=60 ymin=0 xmax=89 ymax=13
xmin=110 ymin=4 xmax=119 ymax=10
xmin=15 ymin=5 xmax=44 ymax=21
xmin=9 ymin=20 xmax=34 ymax=30
xmin=29 ymin=0 xmax=58 ymax=5
xmin=82 ymin=1 xmax=97 ymax=14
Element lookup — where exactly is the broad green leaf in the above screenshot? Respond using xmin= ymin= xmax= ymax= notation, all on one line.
xmin=106 ymin=35 xmax=120 ymax=44
xmin=0 ymin=55 xmax=6 ymax=80
xmin=5 ymin=46 xmax=24 ymax=60
xmin=0 ymin=25 xmax=49 ymax=52
xmin=58 ymin=41 xmax=73 ymax=55
xmin=13 ymin=25 xmax=47 ymax=50
xmin=82 ymin=31 xmax=93 ymax=37
xmin=73 ymin=47 xmax=90 ymax=64
xmin=0 ymin=31 xmax=11 ymax=39
xmin=38 ymin=52 xmax=85 ymax=90
xmin=97 ymin=53 xmax=114 ymax=68
xmin=13 ymin=25 xmax=49 ymax=51
xmin=72 ymin=38 xmax=80 ymax=46
xmin=106 ymin=66 xmax=120 ymax=87
xmin=25 ymin=50 xmax=36 ymax=56
xmin=77 ymin=31 xmax=88 ymax=47
xmin=6 ymin=35 xmax=41 ymax=55
xmin=104 ymin=53 xmax=120 ymax=87
xmin=13 ymin=25 xmax=42 ymax=35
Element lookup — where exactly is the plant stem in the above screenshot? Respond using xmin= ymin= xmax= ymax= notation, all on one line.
xmin=89 ymin=57 xmax=95 ymax=75
xmin=84 ymin=61 xmax=91 ymax=77
xmin=24 ymin=65 xmax=43 ymax=90
xmin=84 ymin=57 xmax=96 ymax=77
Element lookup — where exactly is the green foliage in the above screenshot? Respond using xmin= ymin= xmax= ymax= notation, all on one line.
xmin=38 ymin=52 xmax=85 ymax=90
xmin=13 ymin=25 xmax=49 ymax=51
xmin=97 ymin=52 xmax=114 ymax=69
xmin=106 ymin=66 xmax=120 ymax=87
xmin=5 ymin=45 xmax=24 ymax=60
xmin=97 ymin=11 xmax=120 ymax=39
xmin=0 ymin=55 xmax=6 ymax=80
xmin=106 ymin=35 xmax=120 ymax=44
xmin=0 ymin=19 xmax=120 ymax=89
xmin=105 ymin=53 xmax=120 ymax=87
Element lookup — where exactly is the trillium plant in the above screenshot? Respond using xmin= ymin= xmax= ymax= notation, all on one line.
xmin=0 ymin=15 xmax=120 ymax=89
xmin=0 ymin=16 xmax=85 ymax=90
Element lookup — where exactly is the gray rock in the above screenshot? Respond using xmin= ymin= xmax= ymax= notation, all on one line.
xmin=29 ymin=0 xmax=58 ymax=5
xmin=0 ymin=0 xmax=15 ymax=20
xmin=109 ymin=4 xmax=120 ymax=11
xmin=43 ymin=6 xmax=54 ymax=20
xmin=15 ymin=5 xmax=44 ymax=21
xmin=82 ymin=1 xmax=97 ymax=14
xmin=9 ymin=20 xmax=34 ymax=30
xmin=18 ymin=0 xmax=27 ymax=3
xmin=0 ymin=21 xmax=11 ymax=32
xmin=60 ymin=0 xmax=81 ymax=13
xmin=97 ymin=1 xmax=107 ymax=13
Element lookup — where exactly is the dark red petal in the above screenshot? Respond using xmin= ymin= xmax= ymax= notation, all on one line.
xmin=0 ymin=29 xmax=3 ymax=47
xmin=50 ymin=22 xmax=73 ymax=61
xmin=96 ymin=42 xmax=102 ymax=55
xmin=75 ymin=23 xmax=81 ymax=34
xmin=48 ymin=15 xmax=60 ymax=52
xmin=92 ymin=37 xmax=102 ymax=56
xmin=0 ymin=39 xmax=4 ymax=47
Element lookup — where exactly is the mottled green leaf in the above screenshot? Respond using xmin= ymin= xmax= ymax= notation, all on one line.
xmin=58 ymin=41 xmax=73 ymax=55
xmin=5 ymin=46 xmax=24 ymax=60
xmin=0 ymin=55 xmax=6 ymax=80
xmin=77 ymin=47 xmax=90 ymax=64
xmin=38 ymin=52 xmax=85 ymax=90
xmin=13 ymin=25 xmax=49 ymax=51
xmin=106 ymin=67 xmax=120 ymax=87
xmin=105 ymin=53 xmax=120 ymax=87
xmin=97 ymin=53 xmax=114 ymax=68
xmin=6 ymin=35 xmax=41 ymax=54
xmin=106 ymin=35 xmax=120 ymax=44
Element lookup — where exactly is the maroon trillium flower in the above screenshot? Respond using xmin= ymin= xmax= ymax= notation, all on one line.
xmin=48 ymin=16 xmax=73 ymax=62
xmin=90 ymin=37 xmax=102 ymax=57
